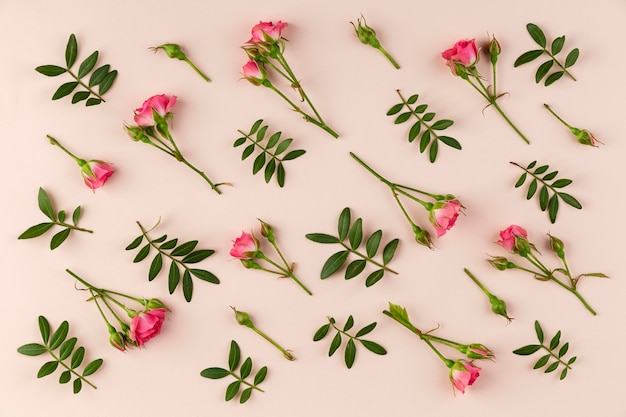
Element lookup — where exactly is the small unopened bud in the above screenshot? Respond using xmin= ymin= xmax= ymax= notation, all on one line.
xmin=124 ymin=125 xmax=150 ymax=143
xmin=151 ymin=43 xmax=187 ymax=60
xmin=258 ymin=219 xmax=275 ymax=243
xmin=575 ymin=129 xmax=598 ymax=147
xmin=351 ymin=17 xmax=380 ymax=48
xmin=412 ymin=225 xmax=433 ymax=248
xmin=240 ymin=259 xmax=262 ymax=270
xmin=231 ymin=307 xmax=255 ymax=328
xmin=513 ymin=235 xmax=531 ymax=255
xmin=547 ymin=233 xmax=565 ymax=258
xmin=489 ymin=35 xmax=501 ymax=64
xmin=488 ymin=256 xmax=515 ymax=271
xmin=463 ymin=343 xmax=495 ymax=360
xmin=488 ymin=294 xmax=513 ymax=322
xmin=145 ymin=298 xmax=169 ymax=311
xmin=108 ymin=326 xmax=127 ymax=352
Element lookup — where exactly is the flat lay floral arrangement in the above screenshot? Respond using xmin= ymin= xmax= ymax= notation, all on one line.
xmin=5 ymin=2 xmax=622 ymax=415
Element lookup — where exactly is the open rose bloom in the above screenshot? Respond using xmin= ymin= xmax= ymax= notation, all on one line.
xmin=429 ymin=199 xmax=462 ymax=237
xmin=449 ymin=360 xmax=481 ymax=394
xmin=497 ymin=225 xmax=528 ymax=252
xmin=242 ymin=60 xmax=266 ymax=85
xmin=129 ymin=308 xmax=168 ymax=347
xmin=81 ymin=160 xmax=114 ymax=190
xmin=441 ymin=39 xmax=478 ymax=75
xmin=249 ymin=20 xmax=288 ymax=44
xmin=230 ymin=232 xmax=259 ymax=259
xmin=133 ymin=94 xmax=177 ymax=127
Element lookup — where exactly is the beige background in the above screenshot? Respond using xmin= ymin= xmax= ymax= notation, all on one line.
xmin=1 ymin=0 xmax=624 ymax=415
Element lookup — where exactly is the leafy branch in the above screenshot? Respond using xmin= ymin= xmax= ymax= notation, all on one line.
xmin=306 ymin=207 xmax=399 ymax=287
xmin=313 ymin=315 xmax=387 ymax=369
xmin=387 ymin=90 xmax=461 ymax=163
xmin=234 ymin=119 xmax=306 ymax=187
xmin=18 ymin=187 xmax=92 ymax=249
xmin=200 ymin=340 xmax=268 ymax=404
xmin=35 ymin=34 xmax=117 ymax=105
xmin=17 ymin=316 xmax=103 ymax=393
xmin=513 ymin=320 xmax=576 ymax=380
xmin=126 ymin=219 xmax=220 ymax=302
xmin=511 ymin=161 xmax=582 ymax=223
xmin=514 ymin=23 xmax=579 ymax=86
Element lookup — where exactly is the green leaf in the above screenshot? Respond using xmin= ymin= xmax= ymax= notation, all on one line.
xmin=85 ymin=98 xmax=101 ymax=106
xmin=160 ymin=238 xmax=178 ymax=250
xmin=313 ymin=324 xmax=331 ymax=341
xmin=431 ymin=119 xmax=454 ymax=130
xmin=98 ymin=70 xmax=117 ymax=95
xmin=549 ymin=331 xmax=561 ymax=350
xmin=168 ymin=262 xmax=180 ymax=294
xmin=88 ymin=64 xmax=110 ymax=86
xmin=233 ymin=137 xmax=246 ymax=147
xmin=320 ymin=251 xmax=349 ymax=279
xmin=275 ymin=138 xmax=293 ymax=155
xmin=551 ymin=36 xmax=565 ymax=55
xmin=533 ymin=354 xmax=550 ymax=369
xmin=539 ymin=186 xmax=549 ymax=211
xmin=345 ymin=259 xmax=366 ymax=280
xmin=558 ymin=342 xmax=569 ymax=358
xmin=545 ymin=71 xmax=564 ymax=86
xmin=39 ymin=316 xmax=51 ymax=344
xmin=560 ymin=368 xmax=568 ymax=380
xmin=514 ymin=49 xmax=543 ymax=66
xmin=365 ymin=269 xmax=385 ymax=287
xmin=526 ymin=179 xmax=538 ymax=199
xmin=49 ymin=321 xmax=69 ymax=350
xmin=527 ymin=161 xmax=537 ymax=169
xmin=36 ymin=65 xmax=67 ymax=76
xmin=82 ymin=359 xmax=103 ymax=376
xmin=50 ymin=228 xmax=71 ymax=250
xmin=252 ymin=152 xmax=266 ymax=175
xmin=544 ymin=362 xmax=559 ymax=373
xmin=182 ymin=270 xmax=193 ymax=302
xmin=171 ymin=241 xmax=198 ymax=256
xmin=422 ymin=112 xmax=435 ymax=122
xmin=239 ymin=387 xmax=253 ymax=404
xmin=419 ymin=130 xmax=431 ymax=153
xmin=249 ymin=119 xmax=263 ymax=135
xmin=70 ymin=346 xmax=85 ymax=369
xmin=551 ymin=179 xmax=572 ymax=188
xmin=256 ymin=125 xmax=268 ymax=142
xmin=59 ymin=337 xmax=77 ymax=361
xmin=71 ymin=91 xmax=90 ymax=104
xmin=189 ymin=269 xmax=220 ymax=284
xmin=395 ymin=112 xmax=411 ymax=124
xmin=134 ymin=244 xmax=150 ymax=262
xmin=408 ymin=121 xmax=421 ymax=142
xmin=282 ymin=149 xmax=306 ymax=161
xmin=348 ymin=218 xmax=363 ymax=249
xmin=564 ymin=48 xmax=579 ymax=68
xmin=240 ymin=357 xmax=252 ymax=379
xmin=429 ymin=139 xmax=439 ymax=163
xmin=148 ymin=254 xmax=163 ymax=281
xmin=360 ymin=340 xmax=387 ymax=355
xmin=52 ymin=81 xmax=79 ymax=100
xmin=355 ymin=322 xmax=376 ymax=338
xmin=18 ymin=222 xmax=54 ymax=239
xmin=558 ymin=192 xmax=582 ymax=209
xmin=535 ymin=60 xmax=553 ymax=83
xmin=542 ymin=171 xmax=559 ymax=181
xmin=125 ymin=235 xmax=143 ymax=250
xmin=513 ymin=344 xmax=541 ymax=355
xmin=17 ymin=343 xmax=47 ymax=356
xmin=276 ymin=163 xmax=285 ymax=187
xmin=264 ymin=158 xmax=276 ymax=183
xmin=439 ymin=136 xmax=461 ymax=149
xmin=228 ymin=340 xmax=241 ymax=371
xmin=77 ymin=51 xmax=99 ymax=78
xmin=65 ymin=34 xmax=78 ymax=68
xmin=534 ymin=165 xmax=549 ymax=175
xmin=414 ymin=104 xmax=428 ymax=113
xmin=407 ymin=94 xmax=419 ymax=104
xmin=72 ymin=206 xmax=81 ymax=225
xmin=365 ymin=230 xmax=382 ymax=258
xmin=382 ymin=239 xmax=399 ymax=264
xmin=200 ymin=367 xmax=229 ymax=379
xmin=254 ymin=366 xmax=267 ymax=385
xmin=59 ymin=370 xmax=71 ymax=384
xmin=306 ymin=233 xmax=340 ymax=244
xmin=338 ymin=207 xmax=351 ymax=241
xmin=548 ymin=194 xmax=559 ymax=223
xmin=267 ymin=132 xmax=282 ymax=149
xmin=328 ymin=332 xmax=342 ymax=356
xmin=152 ymin=234 xmax=167 ymax=244
xmin=386 ymin=103 xmax=404 ymax=116
xmin=535 ymin=321 xmax=544 ymax=343
xmin=345 ymin=339 xmax=356 ymax=369
xmin=73 ymin=378 xmax=82 ymax=394
xmin=38 ymin=187 xmax=55 ymax=221
xmin=343 ymin=315 xmax=354 ymax=332
xmin=515 ymin=173 xmax=527 ymax=188
xmin=182 ymin=249 xmax=214 ymax=264
xmin=242 ymin=144 xmax=255 ymax=160
xmin=568 ymin=357 xmax=577 ymax=365
xmin=57 ymin=210 xmax=67 ymax=223
xmin=38 ymin=361 xmax=58 ymax=378
xmin=527 ymin=23 xmax=547 ymax=47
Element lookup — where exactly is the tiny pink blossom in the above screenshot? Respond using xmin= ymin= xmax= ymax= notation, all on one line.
xmin=242 ymin=60 xmax=265 ymax=85
xmin=129 ymin=308 xmax=168 ymax=347
xmin=133 ymin=94 xmax=177 ymax=127
xmin=230 ymin=232 xmax=259 ymax=259
xmin=442 ymin=39 xmax=478 ymax=74
xmin=449 ymin=360 xmax=481 ymax=394
xmin=249 ymin=20 xmax=288 ymax=43
xmin=430 ymin=200 xmax=462 ymax=237
xmin=497 ymin=225 xmax=528 ymax=251
xmin=81 ymin=160 xmax=114 ymax=190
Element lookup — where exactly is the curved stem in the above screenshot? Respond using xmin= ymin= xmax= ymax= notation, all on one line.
xmin=544 ymin=104 xmax=574 ymax=130
xmin=66 ymin=69 xmax=105 ymax=102
xmin=339 ymin=242 xmax=398 ymax=274
xmin=183 ymin=57 xmax=211 ymax=82
xmin=377 ymin=45 xmax=400 ymax=69
xmin=46 ymin=135 xmax=83 ymax=164
xmin=46 ymin=348 xmax=97 ymax=389
xmin=251 ymin=326 xmax=295 ymax=361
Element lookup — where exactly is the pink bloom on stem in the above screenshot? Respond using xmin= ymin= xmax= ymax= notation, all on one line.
xmin=249 ymin=20 xmax=288 ymax=43
xmin=129 ymin=308 xmax=168 ymax=347
xmin=81 ymin=160 xmax=114 ymax=190
xmin=430 ymin=200 xmax=462 ymax=237
xmin=497 ymin=225 xmax=528 ymax=251
xmin=449 ymin=360 xmax=481 ymax=394
xmin=230 ymin=231 xmax=259 ymax=259
xmin=242 ymin=60 xmax=266 ymax=85
xmin=133 ymin=94 xmax=177 ymax=127
xmin=441 ymin=39 xmax=478 ymax=74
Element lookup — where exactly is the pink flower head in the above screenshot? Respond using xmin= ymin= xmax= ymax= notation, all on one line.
xmin=242 ymin=60 xmax=266 ymax=85
xmin=429 ymin=199 xmax=462 ymax=237
xmin=230 ymin=231 xmax=259 ymax=259
xmin=129 ymin=308 xmax=168 ymax=347
xmin=249 ymin=21 xmax=288 ymax=44
xmin=133 ymin=94 xmax=177 ymax=127
xmin=81 ymin=160 xmax=114 ymax=190
xmin=497 ymin=225 xmax=528 ymax=252
xmin=442 ymin=39 xmax=478 ymax=75
xmin=449 ymin=359 xmax=481 ymax=394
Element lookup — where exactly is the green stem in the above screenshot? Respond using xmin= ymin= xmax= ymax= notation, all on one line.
xmin=183 ymin=57 xmax=211 ymax=82
xmin=56 ymin=222 xmax=93 ymax=234
xmin=229 ymin=371 xmax=265 ymax=392
xmin=540 ymin=344 xmax=573 ymax=368
xmin=269 ymin=240 xmax=313 ymax=295
xmin=377 ymin=45 xmax=400 ymax=69
xmin=546 ymin=274 xmax=596 ymax=315
xmin=394 ymin=187 xmax=432 ymax=210
xmin=66 ymin=69 xmax=105 ymax=102
xmin=463 ymin=268 xmax=491 ymax=297
xmin=560 ymin=255 xmax=575 ymax=288
xmin=349 ymin=152 xmax=393 ymax=187
xmin=46 ymin=348 xmax=97 ymax=389
xmin=237 ymin=129 xmax=284 ymax=163
xmin=101 ymin=289 xmax=145 ymax=305
xmin=99 ymin=296 xmax=130 ymax=329
xmin=46 ymin=135 xmax=84 ymax=165
xmin=543 ymin=104 xmax=574 ymax=130
xmin=256 ymin=251 xmax=312 ymax=295
xmin=510 ymin=161 xmax=561 ymax=198
xmin=541 ymin=49 xmax=577 ymax=81
xmin=339 ymin=241 xmax=398 ymax=274
xmin=136 ymin=221 xmax=196 ymax=277
xmin=251 ymin=326 xmax=295 ymax=361
xmin=88 ymin=289 xmax=114 ymax=330
xmin=67 ymin=269 xmax=135 ymax=316
xmin=491 ymin=61 xmax=497 ymax=98
xmin=422 ymin=334 xmax=464 ymax=351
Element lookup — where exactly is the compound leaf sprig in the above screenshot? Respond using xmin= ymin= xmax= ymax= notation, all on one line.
xmin=387 ymin=90 xmax=461 ymax=163
xmin=514 ymin=23 xmax=579 ymax=86
xmin=513 ymin=320 xmax=576 ymax=380
xmin=511 ymin=161 xmax=582 ymax=223
xmin=306 ymin=207 xmax=399 ymax=287
xmin=234 ymin=119 xmax=306 ymax=187
xmin=313 ymin=315 xmax=387 ymax=369
xmin=200 ymin=340 xmax=268 ymax=404
xmin=35 ymin=34 xmax=117 ymax=105
xmin=126 ymin=219 xmax=220 ymax=302
xmin=17 ymin=316 xmax=104 ymax=394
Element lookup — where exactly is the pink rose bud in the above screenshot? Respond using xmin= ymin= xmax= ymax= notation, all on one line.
xmin=230 ymin=231 xmax=260 ymax=259
xmin=133 ymin=94 xmax=177 ymax=127
xmin=574 ymin=129 xmax=598 ymax=147
xmin=109 ymin=330 xmax=127 ymax=352
xmin=249 ymin=20 xmax=288 ymax=44
xmin=429 ymin=199 xmax=462 ymax=237
xmin=441 ymin=39 xmax=478 ymax=75
xmin=463 ymin=343 xmax=495 ymax=360
xmin=497 ymin=225 xmax=528 ymax=252
xmin=80 ymin=160 xmax=114 ymax=190
xmin=449 ymin=359 xmax=481 ymax=394
xmin=242 ymin=60 xmax=266 ymax=86
xmin=129 ymin=308 xmax=168 ymax=347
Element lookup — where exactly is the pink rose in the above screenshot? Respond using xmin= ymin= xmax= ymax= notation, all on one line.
xmin=133 ymin=94 xmax=177 ymax=127
xmin=230 ymin=231 xmax=259 ymax=259
xmin=442 ymin=39 xmax=478 ymax=74
xmin=129 ymin=308 xmax=168 ymax=347
xmin=497 ymin=225 xmax=528 ymax=251
xmin=430 ymin=199 xmax=462 ymax=237
xmin=464 ymin=343 xmax=495 ymax=360
xmin=242 ymin=60 xmax=266 ymax=85
xmin=81 ymin=160 xmax=114 ymax=190
xmin=249 ymin=20 xmax=288 ymax=43
xmin=449 ymin=359 xmax=481 ymax=394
